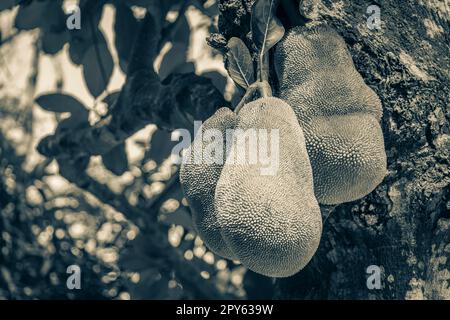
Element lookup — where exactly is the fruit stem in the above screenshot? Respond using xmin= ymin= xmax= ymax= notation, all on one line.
xmin=234 ymin=81 xmax=272 ymax=114
xmin=258 ymin=53 xmax=270 ymax=83
xmin=259 ymin=81 xmax=272 ymax=98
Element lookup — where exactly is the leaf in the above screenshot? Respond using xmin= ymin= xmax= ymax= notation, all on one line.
xmin=114 ymin=3 xmax=140 ymax=73
xmin=158 ymin=42 xmax=189 ymax=80
xmin=14 ymin=1 xmax=47 ymax=30
xmin=102 ymin=143 xmax=128 ymax=176
xmin=171 ymin=14 xmax=190 ymax=44
xmin=15 ymin=0 xmax=64 ymax=31
xmin=36 ymin=93 xmax=89 ymax=121
xmin=157 ymin=14 xmax=190 ymax=79
xmin=225 ymin=37 xmax=254 ymax=89
xmin=68 ymin=16 xmax=105 ymax=65
xmin=57 ymin=116 xmax=87 ymax=131
xmin=192 ymin=1 xmax=219 ymax=17
xmin=58 ymin=156 xmax=90 ymax=182
xmin=171 ymin=62 xmax=195 ymax=75
xmin=37 ymin=93 xmax=89 ymax=131
xmin=39 ymin=3 xmax=69 ymax=55
xmin=251 ymin=0 xmax=285 ymax=54
xmin=0 ymin=0 xmax=16 ymax=11
xmin=41 ymin=30 xmax=69 ymax=55
xmin=159 ymin=207 xmax=194 ymax=231
xmin=158 ymin=73 xmax=226 ymax=130
xmin=147 ymin=129 xmax=178 ymax=164
xmin=82 ymin=43 xmax=114 ymax=98
xmin=201 ymin=70 xmax=228 ymax=93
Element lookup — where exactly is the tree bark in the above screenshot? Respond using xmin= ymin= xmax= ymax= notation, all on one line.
xmin=215 ymin=0 xmax=450 ymax=299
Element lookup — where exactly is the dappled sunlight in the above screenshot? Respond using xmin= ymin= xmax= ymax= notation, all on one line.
xmin=0 ymin=0 xmax=246 ymax=300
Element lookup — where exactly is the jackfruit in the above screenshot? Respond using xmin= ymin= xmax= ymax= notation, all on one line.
xmin=274 ymin=24 xmax=387 ymax=205
xmin=215 ymin=97 xmax=322 ymax=277
xmin=180 ymin=107 xmax=237 ymax=259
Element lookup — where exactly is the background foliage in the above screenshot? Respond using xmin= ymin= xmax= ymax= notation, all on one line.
xmin=0 ymin=0 xmax=273 ymax=300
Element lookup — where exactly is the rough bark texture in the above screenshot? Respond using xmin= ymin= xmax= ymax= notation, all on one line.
xmin=215 ymin=0 xmax=449 ymax=299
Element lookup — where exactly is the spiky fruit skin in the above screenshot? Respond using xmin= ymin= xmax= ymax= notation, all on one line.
xmin=180 ymin=107 xmax=237 ymax=259
xmin=215 ymin=97 xmax=322 ymax=278
xmin=275 ymin=24 xmax=387 ymax=205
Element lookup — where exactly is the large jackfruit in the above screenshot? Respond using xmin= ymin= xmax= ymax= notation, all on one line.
xmin=274 ymin=24 xmax=387 ymax=205
xmin=179 ymin=107 xmax=237 ymax=259
xmin=215 ymin=97 xmax=322 ymax=278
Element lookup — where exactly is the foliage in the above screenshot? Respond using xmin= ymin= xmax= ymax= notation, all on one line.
xmin=0 ymin=0 xmax=252 ymax=300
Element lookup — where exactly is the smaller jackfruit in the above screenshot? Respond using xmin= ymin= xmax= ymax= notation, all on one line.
xmin=180 ymin=107 xmax=237 ymax=259
xmin=215 ymin=97 xmax=322 ymax=278
xmin=275 ymin=24 xmax=387 ymax=205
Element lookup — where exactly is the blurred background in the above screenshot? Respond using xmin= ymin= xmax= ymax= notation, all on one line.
xmin=0 ymin=0 xmax=273 ymax=300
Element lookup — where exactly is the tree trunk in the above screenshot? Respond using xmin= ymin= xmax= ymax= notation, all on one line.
xmin=215 ymin=0 xmax=450 ymax=299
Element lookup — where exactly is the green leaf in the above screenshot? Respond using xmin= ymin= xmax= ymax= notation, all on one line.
xmin=15 ymin=0 xmax=64 ymax=31
xmin=171 ymin=14 xmax=190 ymax=44
xmin=251 ymin=0 xmax=285 ymax=54
xmin=102 ymin=143 xmax=128 ymax=176
xmin=41 ymin=30 xmax=69 ymax=55
xmin=114 ymin=3 xmax=140 ymax=73
xmin=57 ymin=116 xmax=88 ymax=131
xmin=171 ymin=62 xmax=196 ymax=75
xmin=225 ymin=37 xmax=254 ymax=89
xmin=58 ymin=156 xmax=90 ymax=182
xmin=0 ymin=0 xmax=16 ymax=11
xmin=68 ymin=12 xmax=104 ymax=65
xmin=157 ymin=14 xmax=191 ymax=79
xmin=159 ymin=206 xmax=194 ymax=231
xmin=192 ymin=1 xmax=219 ymax=17
xmin=82 ymin=43 xmax=114 ymax=98
xmin=158 ymin=42 xmax=189 ymax=80
xmin=201 ymin=70 xmax=228 ymax=93
xmin=69 ymin=38 xmax=90 ymax=65
xmin=36 ymin=93 xmax=88 ymax=120
xmin=148 ymin=129 xmax=178 ymax=164
xmin=37 ymin=93 xmax=89 ymax=131
xmin=14 ymin=1 xmax=47 ymax=30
